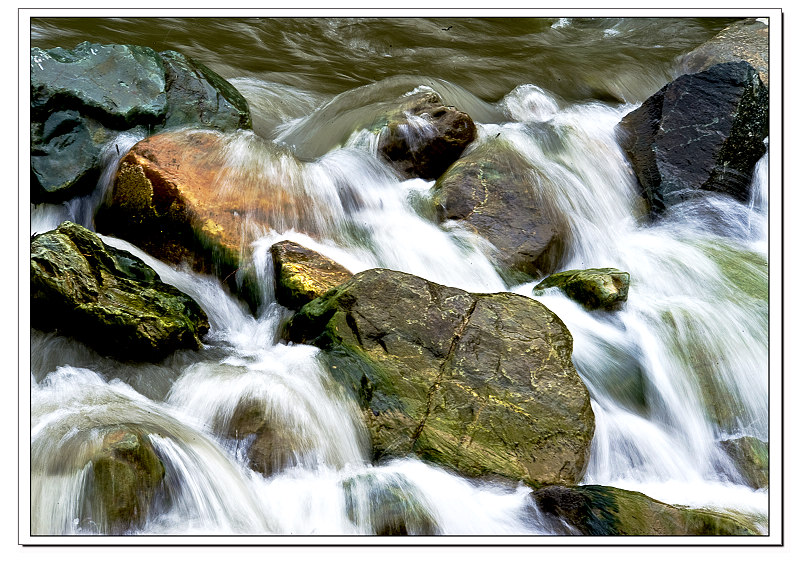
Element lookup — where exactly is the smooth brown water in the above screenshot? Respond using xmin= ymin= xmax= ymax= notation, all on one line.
xmin=30 ymin=17 xmax=737 ymax=103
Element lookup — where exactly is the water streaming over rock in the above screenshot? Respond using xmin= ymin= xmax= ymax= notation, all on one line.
xmin=27 ymin=16 xmax=771 ymax=537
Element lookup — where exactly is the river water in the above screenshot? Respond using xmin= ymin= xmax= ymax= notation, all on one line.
xmin=27 ymin=16 xmax=771 ymax=538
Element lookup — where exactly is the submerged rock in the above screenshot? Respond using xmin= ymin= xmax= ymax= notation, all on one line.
xmin=680 ymin=18 xmax=769 ymax=87
xmin=95 ymin=129 xmax=299 ymax=312
xmin=30 ymin=42 xmax=251 ymax=203
xmin=218 ymin=399 xmax=302 ymax=478
xmin=90 ymin=427 xmax=165 ymax=534
xmin=720 ymin=436 xmax=769 ymax=490
xmin=270 ymin=240 xmax=353 ymax=310
xmin=432 ymin=140 xmax=565 ymax=279
xmin=531 ymin=485 xmax=758 ymax=535
xmin=617 ymin=61 xmax=768 ymax=216
xmin=342 ymin=472 xmax=438 ymax=535
xmin=534 ymin=267 xmax=630 ymax=310
xmin=30 ymin=221 xmax=209 ymax=362
xmin=287 ymin=268 xmax=594 ymax=487
xmin=377 ymin=92 xmax=477 ymax=180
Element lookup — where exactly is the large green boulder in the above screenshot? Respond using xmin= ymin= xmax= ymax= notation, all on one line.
xmin=270 ymin=240 xmax=353 ymax=310
xmin=531 ymin=485 xmax=758 ymax=535
xmin=287 ymin=268 xmax=594 ymax=487
xmin=30 ymin=221 xmax=209 ymax=362
xmin=432 ymin=140 xmax=565 ymax=279
xmin=30 ymin=42 xmax=251 ymax=203
xmin=534 ymin=267 xmax=630 ymax=310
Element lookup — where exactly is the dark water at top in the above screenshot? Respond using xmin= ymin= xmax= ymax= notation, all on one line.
xmin=30 ymin=16 xmax=737 ymax=104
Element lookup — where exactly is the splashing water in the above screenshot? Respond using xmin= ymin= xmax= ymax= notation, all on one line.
xmin=28 ymin=22 xmax=770 ymax=535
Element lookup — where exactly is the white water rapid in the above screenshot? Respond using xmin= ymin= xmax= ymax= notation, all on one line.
xmin=29 ymin=76 xmax=769 ymax=537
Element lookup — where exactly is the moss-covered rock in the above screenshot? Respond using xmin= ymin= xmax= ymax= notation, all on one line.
xmin=30 ymin=221 xmax=209 ymax=362
xmin=531 ymin=485 xmax=759 ymax=535
xmin=534 ymin=267 xmax=630 ymax=310
xmin=30 ymin=42 xmax=251 ymax=203
xmin=90 ymin=427 xmax=165 ymax=534
xmin=720 ymin=436 xmax=769 ymax=490
xmin=432 ymin=139 xmax=566 ymax=279
xmin=378 ymin=92 xmax=477 ymax=180
xmin=270 ymin=240 xmax=353 ymax=310
xmin=342 ymin=472 xmax=437 ymax=535
xmin=287 ymin=268 xmax=594 ymax=487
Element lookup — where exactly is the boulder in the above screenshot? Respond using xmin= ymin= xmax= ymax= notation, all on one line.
xmin=95 ymin=129 xmax=307 ymax=311
xmin=534 ymin=267 xmax=630 ymax=310
xmin=377 ymin=92 xmax=477 ymax=180
xmin=287 ymin=268 xmax=594 ymax=487
xmin=617 ymin=61 xmax=768 ymax=216
xmin=30 ymin=42 xmax=251 ymax=203
xmin=680 ymin=18 xmax=769 ymax=88
xmin=432 ymin=140 xmax=565 ymax=279
xmin=531 ymin=485 xmax=758 ymax=535
xmin=30 ymin=221 xmax=210 ymax=362
xmin=720 ymin=436 xmax=769 ymax=490
xmin=270 ymin=240 xmax=353 ymax=310
xmin=89 ymin=427 xmax=166 ymax=534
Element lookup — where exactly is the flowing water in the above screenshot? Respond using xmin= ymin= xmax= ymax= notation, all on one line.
xmin=27 ymin=16 xmax=771 ymax=537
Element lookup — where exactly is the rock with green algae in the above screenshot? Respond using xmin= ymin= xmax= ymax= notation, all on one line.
xmin=30 ymin=42 xmax=251 ymax=203
xmin=531 ymin=485 xmax=760 ymax=535
xmin=534 ymin=267 xmax=630 ymax=310
xmin=89 ymin=427 xmax=166 ymax=534
xmin=270 ymin=240 xmax=353 ymax=310
xmin=342 ymin=472 xmax=438 ymax=535
xmin=720 ymin=436 xmax=769 ymax=490
xmin=432 ymin=139 xmax=566 ymax=280
xmin=30 ymin=221 xmax=209 ymax=362
xmin=286 ymin=268 xmax=595 ymax=488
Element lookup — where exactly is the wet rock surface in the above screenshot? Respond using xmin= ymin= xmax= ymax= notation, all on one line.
xmin=534 ymin=267 xmax=630 ymax=310
xmin=30 ymin=42 xmax=251 ymax=203
xmin=432 ymin=140 xmax=565 ymax=279
xmin=532 ymin=485 xmax=758 ymax=535
xmin=287 ymin=268 xmax=594 ymax=487
xmin=270 ymin=240 xmax=353 ymax=310
xmin=30 ymin=221 xmax=209 ymax=362
xmin=377 ymin=92 xmax=477 ymax=180
xmin=618 ymin=61 xmax=768 ymax=216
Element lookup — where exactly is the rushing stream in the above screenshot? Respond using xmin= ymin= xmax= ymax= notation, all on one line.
xmin=27 ymin=16 xmax=771 ymax=537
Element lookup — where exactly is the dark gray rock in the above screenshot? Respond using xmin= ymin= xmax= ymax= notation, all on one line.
xmin=617 ymin=61 xmax=768 ymax=216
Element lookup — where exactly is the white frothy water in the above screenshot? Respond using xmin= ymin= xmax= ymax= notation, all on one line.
xmin=29 ymin=77 xmax=769 ymax=535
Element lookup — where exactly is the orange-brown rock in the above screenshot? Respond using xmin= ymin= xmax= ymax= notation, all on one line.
xmin=96 ymin=129 xmax=317 ymax=311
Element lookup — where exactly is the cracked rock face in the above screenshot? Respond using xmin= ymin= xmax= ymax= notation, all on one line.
xmin=286 ymin=268 xmax=595 ymax=487
xmin=617 ymin=61 xmax=768 ymax=216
